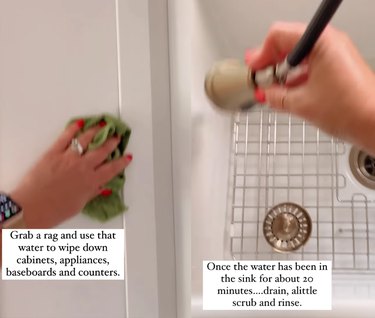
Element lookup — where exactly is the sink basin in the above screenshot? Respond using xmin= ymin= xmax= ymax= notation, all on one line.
xmin=185 ymin=0 xmax=375 ymax=316
xmin=227 ymin=108 xmax=375 ymax=270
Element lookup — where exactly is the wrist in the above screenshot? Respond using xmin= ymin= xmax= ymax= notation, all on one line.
xmin=9 ymin=188 xmax=30 ymax=228
xmin=10 ymin=186 xmax=58 ymax=229
xmin=9 ymin=187 xmax=43 ymax=229
xmin=2 ymin=211 xmax=26 ymax=229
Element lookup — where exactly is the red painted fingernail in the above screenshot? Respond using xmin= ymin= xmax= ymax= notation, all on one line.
xmin=76 ymin=119 xmax=85 ymax=129
xmin=126 ymin=154 xmax=133 ymax=162
xmin=100 ymin=189 xmax=112 ymax=197
xmin=99 ymin=120 xmax=107 ymax=127
xmin=254 ymin=88 xmax=266 ymax=103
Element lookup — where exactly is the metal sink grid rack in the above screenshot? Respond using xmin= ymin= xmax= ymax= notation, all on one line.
xmin=228 ymin=106 xmax=375 ymax=274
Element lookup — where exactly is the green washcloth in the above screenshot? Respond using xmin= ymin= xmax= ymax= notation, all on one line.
xmin=68 ymin=114 xmax=131 ymax=222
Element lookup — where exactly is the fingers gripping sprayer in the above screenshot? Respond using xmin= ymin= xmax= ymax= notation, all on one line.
xmin=205 ymin=0 xmax=343 ymax=112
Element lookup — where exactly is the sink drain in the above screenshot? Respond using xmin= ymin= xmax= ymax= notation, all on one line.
xmin=349 ymin=147 xmax=375 ymax=190
xmin=263 ymin=203 xmax=312 ymax=253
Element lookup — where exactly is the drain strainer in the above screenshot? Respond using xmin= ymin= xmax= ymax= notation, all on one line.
xmin=263 ymin=203 xmax=312 ymax=253
xmin=349 ymin=147 xmax=375 ymax=190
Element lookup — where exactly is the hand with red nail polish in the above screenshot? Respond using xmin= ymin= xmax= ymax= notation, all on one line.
xmin=245 ymin=49 xmax=257 ymax=66
xmin=76 ymin=119 xmax=85 ymax=129
xmin=100 ymin=189 xmax=112 ymax=197
xmin=125 ymin=154 xmax=133 ymax=162
xmin=8 ymin=122 xmax=132 ymax=229
xmin=247 ymin=22 xmax=375 ymax=155
xmin=254 ymin=88 xmax=266 ymax=104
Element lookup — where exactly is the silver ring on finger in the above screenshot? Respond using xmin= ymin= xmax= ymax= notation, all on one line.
xmin=70 ymin=138 xmax=84 ymax=156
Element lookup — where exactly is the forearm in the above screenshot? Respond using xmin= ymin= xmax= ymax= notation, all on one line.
xmin=10 ymin=188 xmax=48 ymax=229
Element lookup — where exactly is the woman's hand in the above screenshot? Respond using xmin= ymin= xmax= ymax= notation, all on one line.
xmin=10 ymin=120 xmax=132 ymax=228
xmin=247 ymin=22 xmax=375 ymax=155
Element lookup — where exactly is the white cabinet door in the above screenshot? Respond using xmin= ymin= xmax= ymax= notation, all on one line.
xmin=0 ymin=1 xmax=125 ymax=317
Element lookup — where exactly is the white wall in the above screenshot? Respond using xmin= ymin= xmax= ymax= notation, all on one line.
xmin=196 ymin=0 xmax=375 ymax=60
